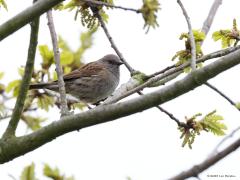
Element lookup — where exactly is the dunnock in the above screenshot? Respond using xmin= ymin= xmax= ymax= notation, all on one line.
xmin=29 ymin=54 xmax=123 ymax=104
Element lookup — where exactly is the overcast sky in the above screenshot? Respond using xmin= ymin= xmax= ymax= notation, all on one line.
xmin=1 ymin=0 xmax=240 ymax=179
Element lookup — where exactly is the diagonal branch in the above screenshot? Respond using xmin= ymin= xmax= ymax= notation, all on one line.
xmin=92 ymin=8 xmax=136 ymax=74
xmin=201 ymin=0 xmax=223 ymax=36
xmin=210 ymin=126 xmax=240 ymax=156
xmin=177 ymin=0 xmax=196 ymax=70
xmin=0 ymin=0 xmax=64 ymax=41
xmin=1 ymin=48 xmax=240 ymax=163
xmin=47 ymin=10 xmax=69 ymax=116
xmin=169 ymin=136 xmax=240 ymax=180
xmin=2 ymin=9 xmax=40 ymax=139
xmin=147 ymin=45 xmax=240 ymax=78
xmin=103 ymin=45 xmax=240 ymax=105
xmin=205 ymin=82 xmax=239 ymax=111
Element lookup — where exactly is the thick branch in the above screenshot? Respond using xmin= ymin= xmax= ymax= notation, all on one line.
xmin=2 ymin=16 xmax=39 ymax=139
xmin=1 ymin=48 xmax=240 ymax=163
xmin=47 ymin=10 xmax=69 ymax=116
xmin=169 ymin=136 xmax=240 ymax=180
xmin=0 ymin=0 xmax=64 ymax=41
xmin=104 ymin=46 xmax=240 ymax=104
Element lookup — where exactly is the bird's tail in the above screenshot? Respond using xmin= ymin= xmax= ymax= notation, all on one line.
xmin=29 ymin=82 xmax=57 ymax=90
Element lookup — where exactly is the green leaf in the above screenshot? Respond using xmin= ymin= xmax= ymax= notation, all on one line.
xmin=43 ymin=164 xmax=63 ymax=180
xmin=6 ymin=79 xmax=21 ymax=96
xmin=21 ymin=115 xmax=45 ymax=131
xmin=37 ymin=94 xmax=55 ymax=111
xmin=140 ymin=0 xmax=160 ymax=32
xmin=193 ymin=30 xmax=206 ymax=41
xmin=212 ymin=31 xmax=223 ymax=41
xmin=20 ymin=163 xmax=38 ymax=180
xmin=53 ymin=71 xmax=58 ymax=81
xmin=201 ymin=111 xmax=227 ymax=136
xmin=60 ymin=51 xmax=74 ymax=65
xmin=18 ymin=67 xmax=25 ymax=77
xmin=62 ymin=0 xmax=79 ymax=11
xmin=58 ymin=36 xmax=71 ymax=51
xmin=0 ymin=0 xmax=8 ymax=10
xmin=38 ymin=45 xmax=54 ymax=69
xmin=0 ymin=72 xmax=4 ymax=79
xmin=235 ymin=102 xmax=240 ymax=110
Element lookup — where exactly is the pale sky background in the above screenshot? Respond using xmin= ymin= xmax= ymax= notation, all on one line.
xmin=1 ymin=0 xmax=240 ymax=180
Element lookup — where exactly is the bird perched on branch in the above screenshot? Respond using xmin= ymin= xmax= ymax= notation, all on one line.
xmin=29 ymin=54 xmax=123 ymax=104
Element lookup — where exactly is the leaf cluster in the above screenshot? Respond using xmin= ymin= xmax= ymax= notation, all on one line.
xmin=140 ymin=0 xmax=160 ymax=33
xmin=179 ymin=110 xmax=227 ymax=149
xmin=20 ymin=163 xmax=74 ymax=180
xmin=212 ymin=19 xmax=240 ymax=48
xmin=172 ymin=30 xmax=205 ymax=71
xmin=58 ymin=0 xmax=113 ymax=28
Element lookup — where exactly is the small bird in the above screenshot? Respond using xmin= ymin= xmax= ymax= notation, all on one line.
xmin=29 ymin=54 xmax=123 ymax=104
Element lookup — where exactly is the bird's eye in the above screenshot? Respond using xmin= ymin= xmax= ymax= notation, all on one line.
xmin=108 ymin=60 xmax=114 ymax=64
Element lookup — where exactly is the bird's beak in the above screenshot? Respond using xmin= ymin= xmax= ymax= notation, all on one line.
xmin=118 ymin=61 xmax=124 ymax=66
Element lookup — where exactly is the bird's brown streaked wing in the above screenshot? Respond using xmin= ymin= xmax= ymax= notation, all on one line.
xmin=63 ymin=62 xmax=106 ymax=81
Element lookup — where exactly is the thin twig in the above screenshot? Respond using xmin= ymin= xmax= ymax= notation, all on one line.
xmin=210 ymin=126 xmax=240 ymax=156
xmin=105 ymin=45 xmax=240 ymax=105
xmin=147 ymin=45 xmax=240 ymax=79
xmin=199 ymin=0 xmax=240 ymax=117
xmin=201 ymin=0 xmax=222 ymax=36
xmin=169 ymin=136 xmax=240 ymax=179
xmin=92 ymin=8 xmax=136 ymax=74
xmin=177 ymin=0 xmax=196 ymax=70
xmin=137 ymin=91 xmax=186 ymax=127
xmin=47 ymin=10 xmax=69 ymax=116
xmin=2 ymin=9 xmax=39 ymax=139
xmin=82 ymin=0 xmax=140 ymax=13
xmin=8 ymin=174 xmax=17 ymax=180
xmin=205 ymin=82 xmax=239 ymax=110
xmin=0 ymin=115 xmax=11 ymax=121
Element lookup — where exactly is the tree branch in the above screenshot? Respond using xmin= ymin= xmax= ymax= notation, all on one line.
xmin=92 ymin=7 xmax=183 ymax=126
xmin=147 ymin=45 xmax=240 ymax=79
xmin=0 ymin=0 xmax=64 ymax=41
xmin=177 ymin=0 xmax=196 ymax=70
xmin=2 ymin=14 xmax=39 ymax=139
xmin=92 ymin=8 xmax=136 ymax=74
xmin=103 ymin=45 xmax=240 ymax=104
xmin=169 ymin=136 xmax=240 ymax=180
xmin=0 ymin=115 xmax=11 ymax=121
xmin=137 ymin=91 xmax=185 ymax=127
xmin=47 ymin=10 xmax=69 ymax=116
xmin=210 ymin=126 xmax=240 ymax=156
xmin=201 ymin=0 xmax=222 ymax=36
xmin=1 ymin=48 xmax=240 ymax=163
xmin=82 ymin=0 xmax=140 ymax=13
xmin=205 ymin=82 xmax=239 ymax=111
